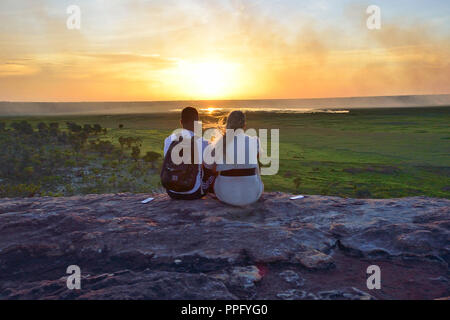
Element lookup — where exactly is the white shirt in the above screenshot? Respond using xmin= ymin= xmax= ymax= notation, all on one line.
xmin=215 ymin=133 xmax=260 ymax=172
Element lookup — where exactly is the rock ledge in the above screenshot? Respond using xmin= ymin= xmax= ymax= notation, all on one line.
xmin=0 ymin=193 xmax=448 ymax=300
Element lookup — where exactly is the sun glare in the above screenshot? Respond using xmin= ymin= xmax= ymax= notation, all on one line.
xmin=175 ymin=60 xmax=240 ymax=99
xmin=201 ymin=107 xmax=222 ymax=114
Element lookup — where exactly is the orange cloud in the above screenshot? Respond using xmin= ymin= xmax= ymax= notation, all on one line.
xmin=0 ymin=1 xmax=449 ymax=101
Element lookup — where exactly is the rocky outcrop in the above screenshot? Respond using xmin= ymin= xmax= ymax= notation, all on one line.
xmin=0 ymin=193 xmax=448 ymax=300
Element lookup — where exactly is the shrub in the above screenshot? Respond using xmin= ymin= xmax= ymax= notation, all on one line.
xmin=49 ymin=123 xmax=60 ymax=136
xmin=37 ymin=122 xmax=49 ymax=134
xmin=143 ymin=151 xmax=161 ymax=168
xmin=66 ymin=122 xmax=82 ymax=133
xmin=131 ymin=146 xmax=141 ymax=161
xmin=11 ymin=121 xmax=33 ymax=135
xmin=93 ymin=124 xmax=102 ymax=134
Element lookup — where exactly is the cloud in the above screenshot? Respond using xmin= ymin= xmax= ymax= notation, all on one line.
xmin=80 ymin=52 xmax=177 ymax=68
xmin=0 ymin=61 xmax=40 ymax=77
xmin=0 ymin=0 xmax=449 ymax=101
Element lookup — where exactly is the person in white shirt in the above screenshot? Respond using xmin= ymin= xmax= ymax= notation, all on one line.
xmin=163 ymin=107 xmax=215 ymax=200
xmin=212 ymin=110 xmax=264 ymax=206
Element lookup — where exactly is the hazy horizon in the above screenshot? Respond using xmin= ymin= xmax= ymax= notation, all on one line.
xmin=1 ymin=93 xmax=449 ymax=116
xmin=2 ymin=93 xmax=450 ymax=104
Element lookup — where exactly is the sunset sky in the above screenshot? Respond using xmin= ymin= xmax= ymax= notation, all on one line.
xmin=0 ymin=0 xmax=449 ymax=101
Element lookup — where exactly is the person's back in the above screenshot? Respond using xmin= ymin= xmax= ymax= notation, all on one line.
xmin=214 ymin=111 xmax=264 ymax=206
xmin=162 ymin=107 xmax=213 ymax=200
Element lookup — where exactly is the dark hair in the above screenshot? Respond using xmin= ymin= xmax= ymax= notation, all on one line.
xmin=181 ymin=107 xmax=199 ymax=125
xmin=226 ymin=110 xmax=245 ymax=130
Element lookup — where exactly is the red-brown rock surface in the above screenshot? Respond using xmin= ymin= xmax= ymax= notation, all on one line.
xmin=0 ymin=193 xmax=448 ymax=300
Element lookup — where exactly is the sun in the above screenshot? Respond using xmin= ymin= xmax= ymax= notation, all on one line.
xmin=201 ymin=107 xmax=222 ymax=114
xmin=175 ymin=60 xmax=240 ymax=99
xmin=193 ymin=62 xmax=228 ymax=97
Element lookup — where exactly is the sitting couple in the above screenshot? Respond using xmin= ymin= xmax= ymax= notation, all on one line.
xmin=161 ymin=107 xmax=264 ymax=206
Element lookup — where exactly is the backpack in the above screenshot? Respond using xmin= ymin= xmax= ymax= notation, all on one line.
xmin=160 ymin=135 xmax=200 ymax=193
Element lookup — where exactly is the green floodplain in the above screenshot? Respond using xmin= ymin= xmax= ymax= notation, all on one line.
xmin=0 ymin=106 xmax=449 ymax=199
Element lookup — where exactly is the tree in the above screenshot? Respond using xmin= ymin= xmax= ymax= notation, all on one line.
xmin=133 ymin=137 xmax=142 ymax=147
xmin=66 ymin=122 xmax=82 ymax=133
xmin=93 ymin=140 xmax=115 ymax=156
xmin=93 ymin=124 xmax=102 ymax=135
xmin=131 ymin=146 xmax=141 ymax=162
xmin=68 ymin=132 xmax=88 ymax=152
xmin=118 ymin=136 xmax=126 ymax=149
xmin=124 ymin=137 xmax=133 ymax=148
xmin=83 ymin=124 xmax=93 ymax=134
xmin=37 ymin=122 xmax=49 ymax=135
xmin=49 ymin=123 xmax=59 ymax=136
xmin=119 ymin=136 xmax=142 ymax=149
xmin=11 ymin=121 xmax=33 ymax=135
xmin=57 ymin=131 xmax=68 ymax=144
xmin=143 ymin=151 xmax=161 ymax=168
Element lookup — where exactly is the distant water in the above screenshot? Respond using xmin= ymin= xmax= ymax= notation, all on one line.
xmin=0 ymin=94 xmax=449 ymax=116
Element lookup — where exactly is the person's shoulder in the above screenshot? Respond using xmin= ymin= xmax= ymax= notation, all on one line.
xmin=201 ymin=138 xmax=211 ymax=146
xmin=164 ymin=135 xmax=173 ymax=144
xmin=164 ymin=134 xmax=179 ymax=148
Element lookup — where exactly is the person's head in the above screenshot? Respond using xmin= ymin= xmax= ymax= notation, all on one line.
xmin=180 ymin=107 xmax=199 ymax=131
xmin=226 ymin=110 xmax=246 ymax=130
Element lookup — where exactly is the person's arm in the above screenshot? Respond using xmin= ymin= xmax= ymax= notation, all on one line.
xmin=163 ymin=138 xmax=169 ymax=157
xmin=163 ymin=137 xmax=170 ymax=157
xmin=257 ymin=137 xmax=262 ymax=174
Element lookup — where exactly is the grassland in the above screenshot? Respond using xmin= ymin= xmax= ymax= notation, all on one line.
xmin=0 ymin=106 xmax=449 ymax=198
